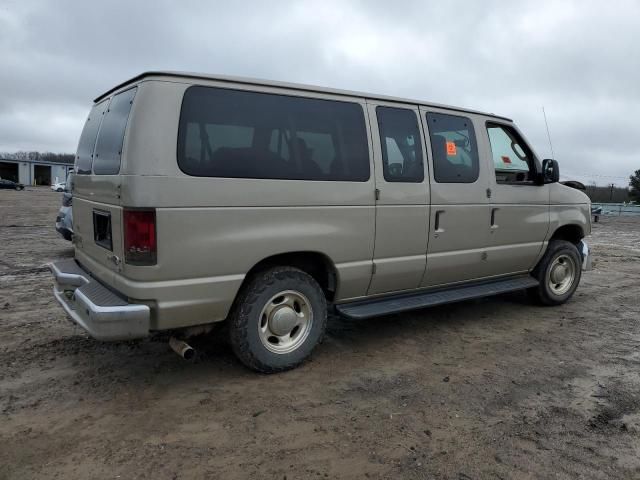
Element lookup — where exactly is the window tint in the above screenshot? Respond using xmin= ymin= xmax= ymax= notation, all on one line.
xmin=93 ymin=87 xmax=137 ymax=175
xmin=296 ymin=131 xmax=336 ymax=174
xmin=426 ymin=112 xmax=479 ymax=183
xmin=487 ymin=124 xmax=535 ymax=183
xmin=75 ymin=100 xmax=108 ymax=174
xmin=376 ymin=107 xmax=424 ymax=183
xmin=177 ymin=86 xmax=370 ymax=181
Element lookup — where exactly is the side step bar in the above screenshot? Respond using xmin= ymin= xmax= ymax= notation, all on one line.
xmin=335 ymin=275 xmax=539 ymax=319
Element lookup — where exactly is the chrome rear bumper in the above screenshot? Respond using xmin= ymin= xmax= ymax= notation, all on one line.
xmin=49 ymin=259 xmax=150 ymax=341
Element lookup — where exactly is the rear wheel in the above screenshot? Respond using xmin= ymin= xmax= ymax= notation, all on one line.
xmin=228 ymin=267 xmax=327 ymax=373
xmin=529 ymin=240 xmax=582 ymax=305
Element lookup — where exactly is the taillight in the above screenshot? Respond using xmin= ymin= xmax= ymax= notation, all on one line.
xmin=123 ymin=209 xmax=156 ymax=265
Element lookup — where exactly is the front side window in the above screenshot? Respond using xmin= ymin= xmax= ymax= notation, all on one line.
xmin=376 ymin=107 xmax=424 ymax=182
xmin=177 ymin=86 xmax=370 ymax=181
xmin=487 ymin=124 xmax=535 ymax=183
xmin=426 ymin=112 xmax=479 ymax=183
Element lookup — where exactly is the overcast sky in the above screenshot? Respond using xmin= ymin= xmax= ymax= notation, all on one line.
xmin=1 ymin=0 xmax=638 ymax=185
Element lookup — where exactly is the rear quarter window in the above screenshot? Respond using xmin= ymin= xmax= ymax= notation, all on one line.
xmin=177 ymin=86 xmax=370 ymax=181
xmin=75 ymin=100 xmax=108 ymax=174
xmin=92 ymin=87 xmax=137 ymax=175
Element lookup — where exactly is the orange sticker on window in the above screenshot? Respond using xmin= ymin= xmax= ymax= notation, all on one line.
xmin=446 ymin=141 xmax=457 ymax=156
xmin=501 ymin=156 xmax=512 ymax=164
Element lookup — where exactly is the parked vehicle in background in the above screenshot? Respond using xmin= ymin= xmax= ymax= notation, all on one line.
xmin=55 ymin=191 xmax=73 ymax=241
xmin=50 ymin=71 xmax=592 ymax=373
xmin=51 ymin=181 xmax=66 ymax=192
xmin=0 ymin=179 xmax=25 ymax=190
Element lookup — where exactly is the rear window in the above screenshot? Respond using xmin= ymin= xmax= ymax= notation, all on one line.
xmin=75 ymin=87 xmax=136 ymax=175
xmin=177 ymin=86 xmax=370 ymax=181
xmin=75 ymin=100 xmax=108 ymax=174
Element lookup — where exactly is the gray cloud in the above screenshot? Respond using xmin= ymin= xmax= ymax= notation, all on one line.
xmin=0 ymin=0 xmax=637 ymax=185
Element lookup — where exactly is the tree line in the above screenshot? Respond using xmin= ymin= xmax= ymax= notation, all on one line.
xmin=0 ymin=151 xmax=75 ymax=164
xmin=588 ymin=170 xmax=640 ymax=203
xmin=584 ymin=184 xmax=631 ymax=203
xmin=629 ymin=169 xmax=640 ymax=202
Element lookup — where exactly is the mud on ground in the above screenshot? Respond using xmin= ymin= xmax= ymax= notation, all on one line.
xmin=1 ymin=189 xmax=639 ymax=479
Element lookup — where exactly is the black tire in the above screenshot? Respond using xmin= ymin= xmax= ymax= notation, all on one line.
xmin=529 ymin=240 xmax=582 ymax=306
xmin=228 ymin=267 xmax=327 ymax=373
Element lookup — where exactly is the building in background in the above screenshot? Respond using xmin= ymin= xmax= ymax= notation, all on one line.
xmin=0 ymin=157 xmax=74 ymax=186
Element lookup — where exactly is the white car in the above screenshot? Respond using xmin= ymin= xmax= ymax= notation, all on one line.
xmin=51 ymin=181 xmax=66 ymax=192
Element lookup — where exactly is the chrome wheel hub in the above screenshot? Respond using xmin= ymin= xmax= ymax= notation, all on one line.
xmin=270 ymin=307 xmax=298 ymax=336
xmin=548 ymin=254 xmax=576 ymax=295
xmin=258 ymin=290 xmax=313 ymax=354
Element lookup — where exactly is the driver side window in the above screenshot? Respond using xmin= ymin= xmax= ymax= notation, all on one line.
xmin=376 ymin=106 xmax=424 ymax=183
xmin=487 ymin=124 xmax=535 ymax=184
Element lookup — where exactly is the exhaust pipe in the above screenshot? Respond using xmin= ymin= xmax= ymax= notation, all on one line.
xmin=169 ymin=336 xmax=195 ymax=360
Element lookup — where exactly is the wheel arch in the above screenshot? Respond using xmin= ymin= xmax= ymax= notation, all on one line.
xmin=549 ymin=224 xmax=584 ymax=245
xmin=242 ymin=251 xmax=338 ymax=301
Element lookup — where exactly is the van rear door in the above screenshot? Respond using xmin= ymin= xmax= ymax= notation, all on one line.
xmin=72 ymin=88 xmax=137 ymax=282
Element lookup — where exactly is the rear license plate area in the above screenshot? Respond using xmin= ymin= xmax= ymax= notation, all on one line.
xmin=93 ymin=210 xmax=112 ymax=251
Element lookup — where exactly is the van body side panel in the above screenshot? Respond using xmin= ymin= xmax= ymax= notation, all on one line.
xmin=121 ymin=81 xmax=183 ymax=176
xmin=419 ymin=109 xmax=492 ymax=287
xmin=547 ymin=183 xmax=591 ymax=240
xmin=366 ymin=102 xmax=429 ymax=295
xmin=119 ymin=180 xmax=375 ymax=325
xmin=146 ymin=205 xmax=373 ymax=328
xmin=110 ymin=80 xmax=375 ymax=328
xmin=548 ymin=205 xmax=590 ymax=239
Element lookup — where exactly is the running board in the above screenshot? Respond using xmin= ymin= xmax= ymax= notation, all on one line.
xmin=335 ymin=276 xmax=539 ymax=319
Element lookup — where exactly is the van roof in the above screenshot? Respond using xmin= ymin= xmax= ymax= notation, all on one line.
xmin=95 ymin=71 xmax=513 ymax=122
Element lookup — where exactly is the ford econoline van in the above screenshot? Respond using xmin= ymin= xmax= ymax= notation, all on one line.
xmin=50 ymin=71 xmax=592 ymax=372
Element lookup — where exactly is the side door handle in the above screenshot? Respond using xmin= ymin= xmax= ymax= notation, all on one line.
xmin=434 ymin=210 xmax=445 ymax=233
xmin=490 ymin=208 xmax=499 ymax=229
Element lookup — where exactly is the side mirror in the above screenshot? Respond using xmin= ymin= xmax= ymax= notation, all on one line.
xmin=542 ymin=159 xmax=560 ymax=183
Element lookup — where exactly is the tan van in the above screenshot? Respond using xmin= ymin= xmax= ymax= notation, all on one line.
xmin=50 ymin=71 xmax=592 ymax=372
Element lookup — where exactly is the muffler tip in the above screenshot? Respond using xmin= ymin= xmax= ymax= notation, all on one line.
xmin=169 ymin=336 xmax=196 ymax=361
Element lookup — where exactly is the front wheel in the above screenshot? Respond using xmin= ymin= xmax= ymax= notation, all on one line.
xmin=228 ymin=267 xmax=327 ymax=373
xmin=529 ymin=240 xmax=582 ymax=306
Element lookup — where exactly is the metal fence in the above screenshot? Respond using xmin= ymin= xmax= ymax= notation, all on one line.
xmin=592 ymin=203 xmax=640 ymax=216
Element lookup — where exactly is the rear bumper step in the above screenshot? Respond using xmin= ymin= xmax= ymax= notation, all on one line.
xmin=336 ymin=276 xmax=539 ymax=319
xmin=49 ymin=259 xmax=150 ymax=341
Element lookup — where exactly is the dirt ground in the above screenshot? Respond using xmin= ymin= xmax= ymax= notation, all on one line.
xmin=1 ymin=188 xmax=639 ymax=480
